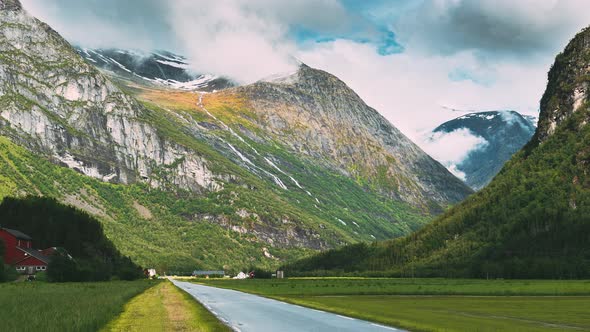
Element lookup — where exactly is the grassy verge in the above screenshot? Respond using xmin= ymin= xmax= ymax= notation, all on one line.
xmin=102 ymin=280 xmax=230 ymax=332
xmin=0 ymin=280 xmax=156 ymax=332
xmin=192 ymin=278 xmax=590 ymax=331
xmin=195 ymin=277 xmax=590 ymax=296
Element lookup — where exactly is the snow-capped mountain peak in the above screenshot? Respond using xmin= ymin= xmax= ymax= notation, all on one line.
xmin=76 ymin=47 xmax=235 ymax=92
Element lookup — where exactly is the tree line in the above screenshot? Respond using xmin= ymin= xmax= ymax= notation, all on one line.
xmin=0 ymin=196 xmax=143 ymax=282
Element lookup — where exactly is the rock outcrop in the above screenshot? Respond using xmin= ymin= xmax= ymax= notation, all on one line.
xmin=0 ymin=4 xmax=221 ymax=192
xmin=535 ymin=27 xmax=590 ymax=144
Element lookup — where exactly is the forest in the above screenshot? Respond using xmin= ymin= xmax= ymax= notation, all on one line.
xmin=0 ymin=196 xmax=143 ymax=282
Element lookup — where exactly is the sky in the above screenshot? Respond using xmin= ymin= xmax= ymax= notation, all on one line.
xmin=19 ymin=0 xmax=590 ymax=169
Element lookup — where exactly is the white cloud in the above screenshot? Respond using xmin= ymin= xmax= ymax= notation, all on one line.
xmin=420 ymin=128 xmax=489 ymax=180
xmin=20 ymin=0 xmax=170 ymax=51
xmin=447 ymin=164 xmax=467 ymax=181
xmin=395 ymin=0 xmax=590 ymax=59
xmin=165 ymin=0 xmax=368 ymax=84
xmin=167 ymin=0 xmax=296 ymax=83
xmin=423 ymin=128 xmax=489 ymax=164
xmin=297 ymin=40 xmax=547 ymax=142
xmin=19 ymin=0 xmax=362 ymax=83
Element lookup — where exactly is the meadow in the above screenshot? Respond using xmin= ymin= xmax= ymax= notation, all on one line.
xmin=102 ymin=281 xmax=230 ymax=332
xmin=198 ymin=277 xmax=590 ymax=296
xmin=195 ymin=278 xmax=590 ymax=332
xmin=0 ymin=280 xmax=156 ymax=332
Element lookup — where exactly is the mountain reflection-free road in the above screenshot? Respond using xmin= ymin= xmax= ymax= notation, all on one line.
xmin=172 ymin=280 xmax=403 ymax=332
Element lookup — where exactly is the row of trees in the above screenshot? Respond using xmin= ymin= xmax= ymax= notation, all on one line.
xmin=0 ymin=196 xmax=144 ymax=282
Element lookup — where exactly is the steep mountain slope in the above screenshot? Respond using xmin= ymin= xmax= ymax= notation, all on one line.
xmin=76 ymin=47 xmax=234 ymax=91
xmin=0 ymin=0 xmax=471 ymax=271
xmin=286 ymin=26 xmax=590 ymax=279
xmin=203 ymin=66 xmax=472 ymax=212
xmin=428 ymin=111 xmax=536 ymax=190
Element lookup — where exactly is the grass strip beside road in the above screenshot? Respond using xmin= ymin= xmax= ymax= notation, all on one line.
xmin=192 ymin=278 xmax=590 ymax=332
xmin=102 ymin=280 xmax=230 ymax=332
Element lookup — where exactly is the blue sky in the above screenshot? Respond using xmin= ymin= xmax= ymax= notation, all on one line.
xmin=20 ymin=0 xmax=590 ymax=163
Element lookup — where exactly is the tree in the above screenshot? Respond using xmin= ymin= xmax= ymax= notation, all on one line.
xmin=0 ymin=197 xmax=144 ymax=282
xmin=0 ymin=239 xmax=5 ymax=282
xmin=47 ymin=255 xmax=80 ymax=282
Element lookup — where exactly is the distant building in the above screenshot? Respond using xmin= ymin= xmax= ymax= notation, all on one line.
xmin=144 ymin=268 xmax=157 ymax=278
xmin=276 ymin=270 xmax=284 ymax=279
xmin=0 ymin=227 xmax=59 ymax=275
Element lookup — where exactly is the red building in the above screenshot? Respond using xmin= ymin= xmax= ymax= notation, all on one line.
xmin=0 ymin=227 xmax=54 ymax=275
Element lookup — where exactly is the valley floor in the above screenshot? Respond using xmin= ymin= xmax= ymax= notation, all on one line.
xmin=193 ymin=278 xmax=590 ymax=332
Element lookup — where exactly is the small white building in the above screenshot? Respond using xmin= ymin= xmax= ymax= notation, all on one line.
xmin=146 ymin=268 xmax=157 ymax=278
xmin=233 ymin=271 xmax=248 ymax=279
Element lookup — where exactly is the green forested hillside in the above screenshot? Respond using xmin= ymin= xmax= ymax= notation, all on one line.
xmin=0 ymin=135 xmax=307 ymax=272
xmin=284 ymin=27 xmax=590 ymax=279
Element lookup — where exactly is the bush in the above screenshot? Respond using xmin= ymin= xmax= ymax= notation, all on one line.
xmin=246 ymin=267 xmax=273 ymax=279
xmin=48 ymin=255 xmax=80 ymax=282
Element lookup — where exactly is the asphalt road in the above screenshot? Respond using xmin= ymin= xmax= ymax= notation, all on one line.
xmin=172 ymin=280 xmax=404 ymax=332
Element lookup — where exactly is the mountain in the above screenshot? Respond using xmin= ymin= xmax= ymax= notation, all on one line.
xmin=75 ymin=47 xmax=235 ymax=92
xmin=285 ymin=26 xmax=590 ymax=279
xmin=428 ymin=111 xmax=536 ymax=190
xmin=0 ymin=1 xmax=471 ymax=271
xmin=226 ymin=65 xmax=472 ymax=209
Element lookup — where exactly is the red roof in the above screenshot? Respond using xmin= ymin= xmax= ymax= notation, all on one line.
xmin=15 ymin=247 xmax=51 ymax=265
xmin=16 ymin=255 xmax=48 ymax=267
xmin=0 ymin=227 xmax=32 ymax=240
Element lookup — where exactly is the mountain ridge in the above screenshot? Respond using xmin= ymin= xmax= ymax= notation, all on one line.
xmin=219 ymin=64 xmax=472 ymax=211
xmin=76 ymin=47 xmax=235 ymax=92
xmin=0 ymin=3 xmax=471 ymax=270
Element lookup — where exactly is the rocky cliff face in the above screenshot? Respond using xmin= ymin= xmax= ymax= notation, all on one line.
xmin=0 ymin=0 xmax=20 ymax=11
xmin=0 ymin=3 xmax=222 ymax=193
xmin=535 ymin=27 xmax=590 ymax=144
xmin=218 ymin=65 xmax=472 ymax=211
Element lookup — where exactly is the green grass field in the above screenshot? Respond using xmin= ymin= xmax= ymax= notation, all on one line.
xmin=194 ymin=278 xmax=590 ymax=331
xmin=197 ymin=277 xmax=590 ymax=296
xmin=0 ymin=281 xmax=157 ymax=332
xmin=102 ymin=281 xmax=230 ymax=332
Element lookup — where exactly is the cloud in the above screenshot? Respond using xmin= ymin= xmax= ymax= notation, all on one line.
xmin=420 ymin=128 xmax=490 ymax=180
xmin=297 ymin=40 xmax=547 ymax=142
xmin=394 ymin=0 xmax=590 ymax=58
xmin=166 ymin=0 xmax=299 ymax=83
xmin=20 ymin=0 xmax=174 ymax=51
xmin=20 ymin=0 xmax=376 ymax=84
